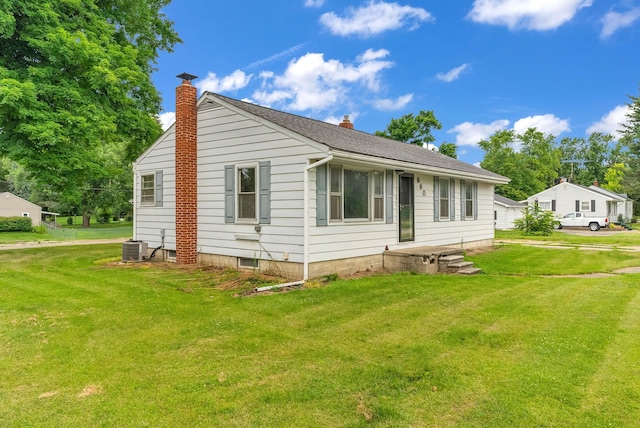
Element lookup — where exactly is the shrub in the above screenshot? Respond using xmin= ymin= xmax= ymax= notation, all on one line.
xmin=0 ymin=216 xmax=33 ymax=232
xmin=514 ymin=204 xmax=557 ymax=236
xmin=67 ymin=216 xmax=74 ymax=225
xmin=32 ymin=225 xmax=47 ymax=234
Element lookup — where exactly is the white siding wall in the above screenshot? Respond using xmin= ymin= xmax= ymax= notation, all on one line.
xmin=309 ymin=173 xmax=495 ymax=263
xmin=494 ymin=205 xmax=523 ymax=230
xmin=136 ymin=104 xmax=327 ymax=263
xmin=134 ymin=128 xmax=176 ymax=248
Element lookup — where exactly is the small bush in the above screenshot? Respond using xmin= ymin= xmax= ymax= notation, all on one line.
xmin=32 ymin=225 xmax=47 ymax=234
xmin=514 ymin=204 xmax=557 ymax=236
xmin=67 ymin=216 xmax=74 ymax=225
xmin=0 ymin=216 xmax=33 ymax=232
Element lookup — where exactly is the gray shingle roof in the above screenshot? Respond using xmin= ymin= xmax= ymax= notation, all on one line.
xmin=495 ymin=194 xmax=527 ymax=207
xmin=208 ymin=93 xmax=508 ymax=182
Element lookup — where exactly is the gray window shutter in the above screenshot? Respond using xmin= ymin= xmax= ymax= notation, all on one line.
xmin=591 ymin=200 xmax=596 ymax=212
xmin=449 ymin=178 xmax=455 ymax=221
xmin=575 ymin=200 xmax=580 ymax=212
xmin=385 ymin=170 xmax=393 ymax=224
xmin=551 ymin=199 xmax=556 ymax=211
xmin=259 ymin=161 xmax=271 ymax=224
xmin=433 ymin=176 xmax=440 ymax=222
xmin=460 ymin=180 xmax=466 ymax=220
xmin=224 ymin=165 xmax=235 ymax=223
xmin=316 ymin=164 xmax=327 ymax=226
xmin=473 ymin=182 xmax=478 ymax=220
xmin=155 ymin=170 xmax=163 ymax=207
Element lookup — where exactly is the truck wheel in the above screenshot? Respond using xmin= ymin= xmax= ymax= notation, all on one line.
xmin=589 ymin=222 xmax=600 ymax=231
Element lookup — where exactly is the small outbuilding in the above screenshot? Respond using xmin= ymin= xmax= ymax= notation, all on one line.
xmin=0 ymin=192 xmax=42 ymax=226
xmin=494 ymin=194 xmax=527 ymax=230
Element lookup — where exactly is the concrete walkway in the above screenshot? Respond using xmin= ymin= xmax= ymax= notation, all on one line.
xmin=0 ymin=238 xmax=126 ymax=251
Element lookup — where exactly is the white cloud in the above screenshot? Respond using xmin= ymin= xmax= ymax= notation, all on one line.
xmin=246 ymin=43 xmax=308 ymax=70
xmin=320 ymin=1 xmax=433 ymax=37
xmin=304 ymin=0 xmax=325 ymax=7
xmin=586 ymin=104 xmax=629 ymax=140
xmin=373 ymin=93 xmax=413 ymax=110
xmin=513 ymin=114 xmax=571 ymax=135
xmin=196 ymin=70 xmax=252 ymax=93
xmin=601 ymin=8 xmax=640 ymax=38
xmin=467 ymin=0 xmax=593 ymax=30
xmin=158 ymin=112 xmax=175 ymax=131
xmin=447 ymin=119 xmax=510 ymax=146
xmin=436 ymin=64 xmax=470 ymax=82
xmin=252 ymin=50 xmax=394 ymax=111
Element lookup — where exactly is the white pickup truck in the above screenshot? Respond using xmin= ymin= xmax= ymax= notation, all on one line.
xmin=556 ymin=212 xmax=609 ymax=231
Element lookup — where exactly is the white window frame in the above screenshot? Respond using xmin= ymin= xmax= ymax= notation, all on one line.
xmin=464 ymin=183 xmax=474 ymax=219
xmin=328 ymin=164 xmax=385 ymax=223
xmin=580 ymin=200 xmax=590 ymax=211
xmin=22 ymin=212 xmax=30 ymax=217
xmin=140 ymin=173 xmax=156 ymax=206
xmin=237 ymin=164 xmax=258 ymax=222
xmin=439 ymin=180 xmax=449 ymax=220
xmin=538 ymin=200 xmax=552 ymax=211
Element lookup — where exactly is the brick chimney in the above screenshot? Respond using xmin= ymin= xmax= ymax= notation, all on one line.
xmin=593 ymin=179 xmax=599 ymax=187
xmin=175 ymin=73 xmax=198 ymax=265
xmin=339 ymin=115 xmax=354 ymax=129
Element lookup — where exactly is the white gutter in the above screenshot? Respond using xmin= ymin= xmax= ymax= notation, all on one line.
xmin=331 ymin=150 xmax=511 ymax=184
xmin=303 ymin=154 xmax=333 ymax=281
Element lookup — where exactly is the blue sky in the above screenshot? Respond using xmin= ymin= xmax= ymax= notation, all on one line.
xmin=152 ymin=0 xmax=640 ymax=166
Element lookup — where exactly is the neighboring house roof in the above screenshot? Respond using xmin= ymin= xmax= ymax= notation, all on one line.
xmin=203 ymin=93 xmax=509 ymax=183
xmin=494 ymin=194 xmax=527 ymax=207
xmin=587 ymin=185 xmax=631 ymax=202
xmin=0 ymin=192 xmax=42 ymax=210
xmin=527 ymin=181 xmax=626 ymax=201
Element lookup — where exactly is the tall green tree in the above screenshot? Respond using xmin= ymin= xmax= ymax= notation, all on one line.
xmin=478 ymin=130 xmax=530 ymax=201
xmin=519 ymin=128 xmax=560 ymax=191
xmin=619 ymin=86 xmax=640 ymax=212
xmin=0 ymin=0 xmax=180 ymax=225
xmin=375 ymin=110 xmax=442 ymax=147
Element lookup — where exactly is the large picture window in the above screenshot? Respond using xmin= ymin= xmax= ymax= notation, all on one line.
xmin=328 ymin=166 xmax=385 ymax=222
xmin=238 ymin=167 xmax=256 ymax=220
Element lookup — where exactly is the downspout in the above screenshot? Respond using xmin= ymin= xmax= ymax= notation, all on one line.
xmin=132 ymin=161 xmax=138 ymax=241
xmin=303 ymin=154 xmax=333 ymax=281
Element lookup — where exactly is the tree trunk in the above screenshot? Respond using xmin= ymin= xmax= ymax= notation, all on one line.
xmin=82 ymin=214 xmax=91 ymax=228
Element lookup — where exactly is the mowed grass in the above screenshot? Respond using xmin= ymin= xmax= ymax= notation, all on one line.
xmin=0 ymin=222 xmax=132 ymax=244
xmin=1 ymin=244 xmax=640 ymax=427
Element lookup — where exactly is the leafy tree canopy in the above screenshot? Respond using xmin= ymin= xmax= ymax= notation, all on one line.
xmin=437 ymin=142 xmax=458 ymax=159
xmin=375 ymin=110 xmax=442 ymax=147
xmin=619 ymin=85 xmax=640 ymax=211
xmin=0 ymin=0 xmax=180 ymax=220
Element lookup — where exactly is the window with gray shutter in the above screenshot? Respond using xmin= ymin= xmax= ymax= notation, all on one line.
xmin=259 ymin=161 xmax=271 ymax=224
xmin=449 ymin=178 xmax=455 ymax=221
xmin=433 ymin=176 xmax=440 ymax=222
xmin=385 ymin=170 xmax=393 ymax=224
xmin=155 ymin=171 xmax=163 ymax=207
xmin=224 ymin=165 xmax=235 ymax=223
xmin=316 ymin=164 xmax=327 ymax=226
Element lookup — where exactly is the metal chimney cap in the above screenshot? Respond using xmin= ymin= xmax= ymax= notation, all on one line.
xmin=177 ymin=72 xmax=198 ymax=81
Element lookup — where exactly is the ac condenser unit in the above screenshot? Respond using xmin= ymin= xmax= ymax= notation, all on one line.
xmin=122 ymin=240 xmax=148 ymax=262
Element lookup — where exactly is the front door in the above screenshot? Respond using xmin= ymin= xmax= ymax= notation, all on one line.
xmin=399 ymin=174 xmax=414 ymax=242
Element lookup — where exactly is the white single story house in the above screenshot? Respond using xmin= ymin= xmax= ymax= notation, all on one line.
xmin=494 ymin=194 xmax=527 ymax=230
xmin=525 ymin=181 xmax=634 ymax=222
xmin=133 ymin=76 xmax=509 ymax=279
xmin=0 ymin=192 xmax=42 ymax=226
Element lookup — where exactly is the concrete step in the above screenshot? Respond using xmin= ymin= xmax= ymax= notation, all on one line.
xmin=457 ymin=267 xmax=482 ymax=275
xmin=439 ymin=255 xmax=464 ymax=263
xmin=447 ymin=261 xmax=474 ymax=273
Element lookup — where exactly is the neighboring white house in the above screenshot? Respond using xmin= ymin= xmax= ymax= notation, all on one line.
xmin=494 ymin=194 xmax=527 ymax=230
xmin=133 ymin=79 xmax=509 ymax=279
xmin=0 ymin=192 xmax=42 ymax=226
xmin=525 ymin=181 xmax=634 ymax=222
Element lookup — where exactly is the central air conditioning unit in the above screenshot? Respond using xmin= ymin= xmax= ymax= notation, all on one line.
xmin=122 ymin=240 xmax=148 ymax=262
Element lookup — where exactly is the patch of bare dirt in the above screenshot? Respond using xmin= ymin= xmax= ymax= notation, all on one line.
xmin=78 ymin=384 xmax=103 ymax=398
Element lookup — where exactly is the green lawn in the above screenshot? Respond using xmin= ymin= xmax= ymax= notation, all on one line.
xmin=0 ymin=222 xmax=132 ymax=243
xmin=1 ymin=242 xmax=640 ymax=426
